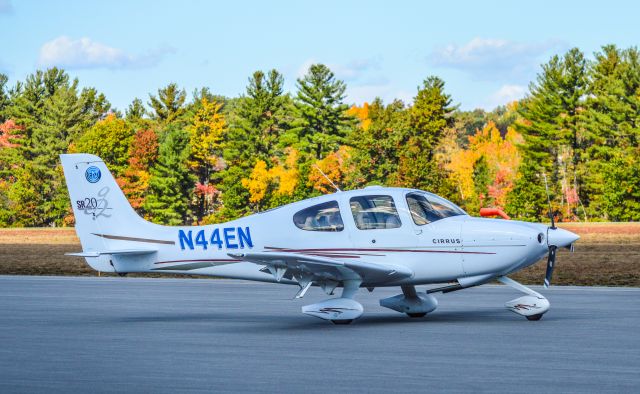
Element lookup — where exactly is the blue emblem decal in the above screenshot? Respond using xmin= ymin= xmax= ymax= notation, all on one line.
xmin=85 ymin=166 xmax=101 ymax=183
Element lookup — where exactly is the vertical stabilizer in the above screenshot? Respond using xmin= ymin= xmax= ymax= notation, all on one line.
xmin=60 ymin=153 xmax=162 ymax=272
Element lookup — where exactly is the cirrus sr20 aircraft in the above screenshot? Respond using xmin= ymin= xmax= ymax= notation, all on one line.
xmin=62 ymin=153 xmax=579 ymax=324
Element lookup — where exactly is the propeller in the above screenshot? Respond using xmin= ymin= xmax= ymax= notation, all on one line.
xmin=542 ymin=173 xmax=556 ymax=288
xmin=544 ymin=245 xmax=557 ymax=288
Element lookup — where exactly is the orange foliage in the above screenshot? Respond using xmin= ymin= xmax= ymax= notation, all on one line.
xmin=129 ymin=129 xmax=159 ymax=170
xmin=446 ymin=121 xmax=522 ymax=209
xmin=308 ymin=146 xmax=352 ymax=194
xmin=0 ymin=120 xmax=24 ymax=148
xmin=117 ymin=128 xmax=159 ymax=209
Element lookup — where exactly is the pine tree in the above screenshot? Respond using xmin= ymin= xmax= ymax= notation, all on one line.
xmin=347 ymin=98 xmax=408 ymax=187
xmin=581 ymin=45 xmax=640 ymax=220
xmin=396 ymin=76 xmax=454 ymax=192
xmin=508 ymin=49 xmax=587 ymax=221
xmin=144 ymin=125 xmax=195 ymax=225
xmin=126 ymin=98 xmax=146 ymax=121
xmin=148 ymin=83 xmax=186 ymax=124
xmin=0 ymin=73 xmax=9 ymax=121
xmin=226 ymin=70 xmax=292 ymax=168
xmin=292 ymin=64 xmax=351 ymax=159
xmin=220 ymin=70 xmax=293 ymax=220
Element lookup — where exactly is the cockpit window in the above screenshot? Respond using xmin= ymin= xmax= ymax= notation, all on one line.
xmin=293 ymin=201 xmax=344 ymax=232
xmin=406 ymin=193 xmax=466 ymax=225
xmin=350 ymin=195 xmax=402 ymax=230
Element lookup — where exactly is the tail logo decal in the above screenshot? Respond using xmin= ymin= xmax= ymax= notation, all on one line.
xmin=85 ymin=166 xmax=101 ymax=183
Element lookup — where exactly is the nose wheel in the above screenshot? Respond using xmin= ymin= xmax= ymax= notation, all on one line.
xmin=526 ymin=314 xmax=544 ymax=321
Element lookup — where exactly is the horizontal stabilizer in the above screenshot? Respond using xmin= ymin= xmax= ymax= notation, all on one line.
xmin=66 ymin=249 xmax=157 ymax=258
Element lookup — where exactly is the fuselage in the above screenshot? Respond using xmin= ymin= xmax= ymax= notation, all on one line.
xmin=101 ymin=186 xmax=552 ymax=287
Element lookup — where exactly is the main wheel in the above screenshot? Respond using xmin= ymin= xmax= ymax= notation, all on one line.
xmin=407 ymin=312 xmax=427 ymax=318
xmin=331 ymin=319 xmax=354 ymax=325
xmin=526 ymin=314 xmax=543 ymax=321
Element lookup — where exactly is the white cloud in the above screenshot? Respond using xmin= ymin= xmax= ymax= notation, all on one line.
xmin=428 ymin=37 xmax=564 ymax=79
xmin=296 ymin=57 xmax=384 ymax=85
xmin=0 ymin=0 xmax=12 ymax=14
xmin=486 ymin=84 xmax=527 ymax=109
xmin=38 ymin=36 xmax=174 ymax=70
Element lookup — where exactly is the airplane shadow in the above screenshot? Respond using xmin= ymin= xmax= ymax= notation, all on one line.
xmin=110 ymin=308 xmax=557 ymax=332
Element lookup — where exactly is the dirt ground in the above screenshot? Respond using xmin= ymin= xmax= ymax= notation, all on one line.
xmin=0 ymin=223 xmax=639 ymax=286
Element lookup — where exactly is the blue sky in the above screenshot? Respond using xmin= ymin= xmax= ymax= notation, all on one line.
xmin=2 ymin=0 xmax=639 ymax=112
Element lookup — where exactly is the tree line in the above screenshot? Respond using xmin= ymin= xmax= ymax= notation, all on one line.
xmin=0 ymin=44 xmax=638 ymax=227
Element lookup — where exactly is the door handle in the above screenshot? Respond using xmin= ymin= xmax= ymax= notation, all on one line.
xmin=415 ymin=229 xmax=422 ymax=235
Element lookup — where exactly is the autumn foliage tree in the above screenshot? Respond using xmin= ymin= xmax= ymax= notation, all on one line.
xmin=188 ymin=97 xmax=226 ymax=222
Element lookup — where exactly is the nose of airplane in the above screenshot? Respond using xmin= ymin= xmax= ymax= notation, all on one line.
xmin=547 ymin=227 xmax=580 ymax=248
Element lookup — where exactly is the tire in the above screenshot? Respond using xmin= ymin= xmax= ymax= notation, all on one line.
xmin=407 ymin=313 xmax=427 ymax=318
xmin=526 ymin=314 xmax=543 ymax=321
xmin=331 ymin=319 xmax=354 ymax=325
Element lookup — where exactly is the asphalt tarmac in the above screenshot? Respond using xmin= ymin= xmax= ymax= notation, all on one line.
xmin=0 ymin=276 xmax=638 ymax=393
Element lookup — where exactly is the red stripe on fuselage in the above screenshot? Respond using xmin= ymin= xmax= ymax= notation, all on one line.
xmin=264 ymin=246 xmax=496 ymax=255
xmin=155 ymin=258 xmax=240 ymax=265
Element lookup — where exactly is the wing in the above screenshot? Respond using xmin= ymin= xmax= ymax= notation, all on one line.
xmin=228 ymin=251 xmax=413 ymax=289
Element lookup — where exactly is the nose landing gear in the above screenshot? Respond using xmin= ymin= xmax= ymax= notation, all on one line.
xmin=498 ymin=276 xmax=550 ymax=320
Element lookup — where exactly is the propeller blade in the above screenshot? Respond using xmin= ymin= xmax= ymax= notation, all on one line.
xmin=544 ymin=245 xmax=557 ymax=288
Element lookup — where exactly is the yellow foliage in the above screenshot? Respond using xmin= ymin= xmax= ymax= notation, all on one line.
xmin=269 ymin=148 xmax=299 ymax=196
xmin=188 ymin=97 xmax=226 ymax=171
xmin=242 ymin=148 xmax=300 ymax=204
xmin=346 ymin=103 xmax=371 ymax=131
xmin=242 ymin=160 xmax=270 ymax=204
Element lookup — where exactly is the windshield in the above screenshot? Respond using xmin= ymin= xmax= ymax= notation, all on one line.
xmin=406 ymin=192 xmax=466 ymax=225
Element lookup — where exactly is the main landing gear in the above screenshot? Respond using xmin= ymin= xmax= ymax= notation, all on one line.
xmin=497 ymin=276 xmax=550 ymax=321
xmin=302 ymin=279 xmax=364 ymax=325
xmin=379 ymin=285 xmax=438 ymax=318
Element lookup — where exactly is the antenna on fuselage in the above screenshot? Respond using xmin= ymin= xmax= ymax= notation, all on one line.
xmin=541 ymin=172 xmax=556 ymax=229
xmin=312 ymin=164 xmax=342 ymax=193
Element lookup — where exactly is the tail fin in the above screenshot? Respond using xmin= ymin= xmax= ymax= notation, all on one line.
xmin=60 ymin=153 xmax=161 ymax=272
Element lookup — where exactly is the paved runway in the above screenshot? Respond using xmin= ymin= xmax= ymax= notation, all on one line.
xmin=0 ymin=276 xmax=638 ymax=393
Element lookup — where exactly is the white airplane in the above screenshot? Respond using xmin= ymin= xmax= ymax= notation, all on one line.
xmin=61 ymin=153 xmax=579 ymax=324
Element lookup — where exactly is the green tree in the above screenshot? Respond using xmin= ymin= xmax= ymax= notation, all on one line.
xmin=396 ymin=76 xmax=454 ymax=192
xmin=508 ymin=48 xmax=587 ymax=221
xmin=347 ymin=98 xmax=408 ymax=187
xmin=581 ymin=45 xmax=640 ymax=220
xmin=126 ymin=98 xmax=146 ymax=121
xmin=74 ymin=114 xmax=135 ymax=177
xmin=148 ymin=83 xmax=186 ymax=124
xmin=0 ymin=73 xmax=9 ymax=121
xmin=292 ymin=64 xmax=351 ymax=159
xmin=144 ymin=125 xmax=195 ymax=225
xmin=227 ymin=70 xmax=293 ymax=168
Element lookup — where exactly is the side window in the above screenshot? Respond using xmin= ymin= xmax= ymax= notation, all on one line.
xmin=293 ymin=201 xmax=344 ymax=232
xmin=350 ymin=195 xmax=401 ymax=230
